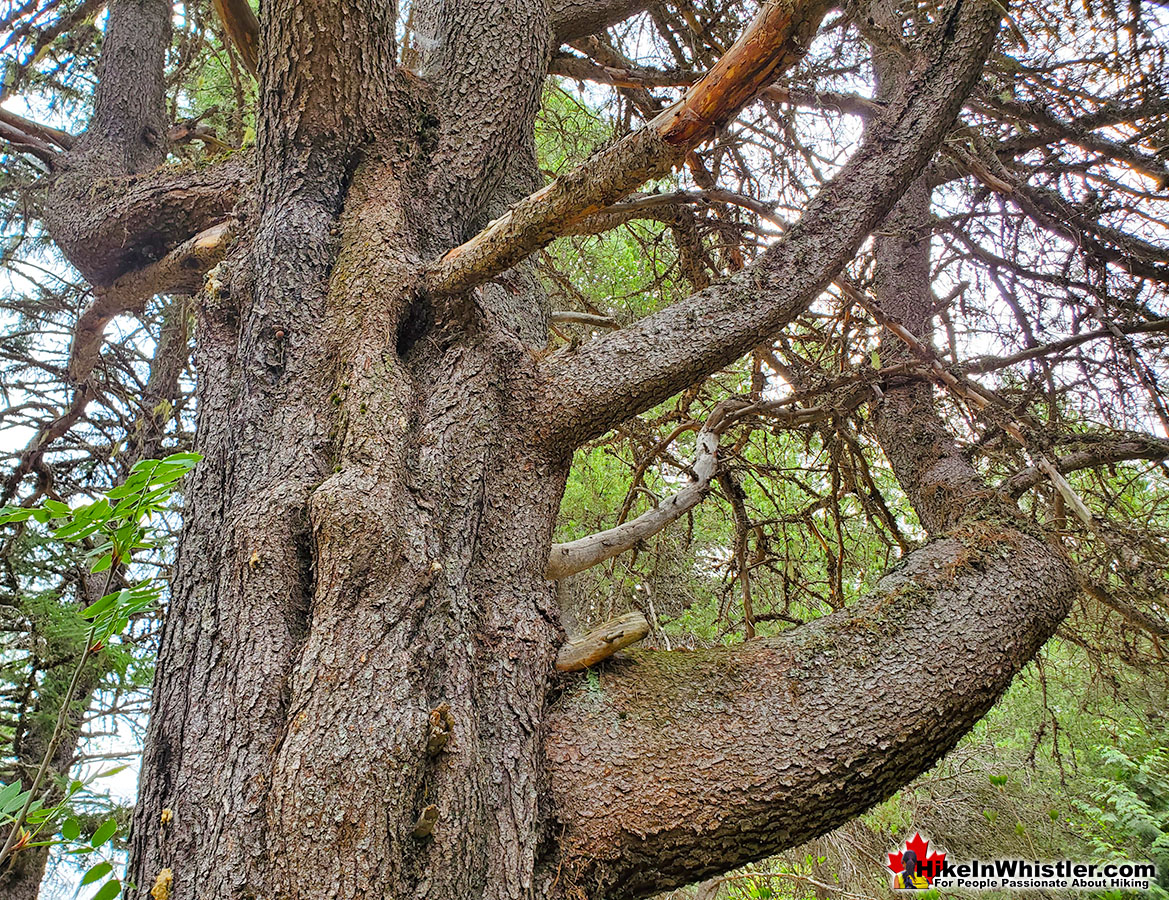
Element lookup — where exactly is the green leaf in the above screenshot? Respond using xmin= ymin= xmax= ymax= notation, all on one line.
xmin=91 ymin=553 xmax=113 ymax=573
xmin=0 ymin=507 xmax=34 ymax=524
xmin=106 ymin=473 xmax=148 ymax=499
xmin=0 ymin=780 xmax=21 ymax=811
xmin=1 ymin=788 xmax=30 ymax=816
xmin=129 ymin=458 xmax=161 ymax=475
xmin=81 ymin=861 xmax=114 ymax=885
xmin=51 ymin=520 xmax=100 ymax=541
xmin=74 ymin=499 xmax=112 ymax=525
xmin=161 ymin=451 xmax=202 ymax=466
xmin=91 ymin=879 xmax=122 ymax=900
xmin=80 ymin=591 xmax=120 ymax=621
xmin=90 ymin=818 xmax=118 ymax=848
xmin=61 ymin=818 xmax=81 ymax=841
xmin=33 ymin=508 xmax=52 ymax=524
xmin=43 ymin=499 xmax=71 ymax=518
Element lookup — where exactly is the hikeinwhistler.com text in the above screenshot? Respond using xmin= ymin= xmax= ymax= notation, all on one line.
xmin=928 ymin=859 xmax=1158 ymax=890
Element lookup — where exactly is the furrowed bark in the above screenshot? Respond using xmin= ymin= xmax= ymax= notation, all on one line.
xmin=533 ymin=0 xmax=1004 ymax=449
xmin=425 ymin=0 xmax=830 ymax=296
xmin=130 ymin=0 xmax=411 ymax=893
xmin=198 ymin=0 xmax=646 ymax=84
xmin=869 ymin=181 xmax=985 ymax=534
xmin=422 ymin=0 xmax=552 ymax=235
xmin=546 ymin=525 xmax=1074 ymax=899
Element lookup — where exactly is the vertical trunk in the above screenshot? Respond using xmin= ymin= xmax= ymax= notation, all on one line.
xmin=866 ymin=3 xmax=987 ymax=534
xmin=131 ymin=1 xmax=565 ymax=895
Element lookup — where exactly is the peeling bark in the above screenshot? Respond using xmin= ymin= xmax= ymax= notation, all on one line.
xmin=426 ymin=0 xmax=830 ymax=296
xmin=22 ymin=0 xmax=1077 ymax=897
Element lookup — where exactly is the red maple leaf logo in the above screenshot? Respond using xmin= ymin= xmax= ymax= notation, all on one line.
xmin=886 ymin=833 xmax=947 ymax=887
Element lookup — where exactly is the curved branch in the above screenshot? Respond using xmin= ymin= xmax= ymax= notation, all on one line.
xmin=45 ymin=154 xmax=248 ymax=286
xmin=532 ymin=0 xmax=1004 ymax=449
xmin=546 ymin=525 xmax=1075 ymax=899
xmin=67 ymin=220 xmax=235 ymax=383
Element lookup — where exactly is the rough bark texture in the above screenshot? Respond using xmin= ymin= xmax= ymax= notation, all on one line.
xmin=535 ymin=0 xmax=1006 ymax=447
xmin=547 ymin=525 xmax=1073 ymax=898
xmin=20 ymin=0 xmax=1082 ymax=897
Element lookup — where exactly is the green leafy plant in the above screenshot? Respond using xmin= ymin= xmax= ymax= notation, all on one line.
xmin=0 ymin=451 xmax=201 ymax=896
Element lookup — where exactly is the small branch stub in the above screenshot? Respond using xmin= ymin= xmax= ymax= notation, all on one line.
xmin=555 ymin=610 xmax=650 ymax=672
xmin=412 ymin=805 xmax=439 ymax=839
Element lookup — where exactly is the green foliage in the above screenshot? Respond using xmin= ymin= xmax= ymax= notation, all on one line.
xmin=0 ymin=451 xmax=201 ymax=896
xmin=1075 ymin=739 xmax=1169 ymax=891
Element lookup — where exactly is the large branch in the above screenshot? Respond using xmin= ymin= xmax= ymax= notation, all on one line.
xmin=45 ymin=154 xmax=248 ymax=286
xmin=546 ymin=524 xmax=1075 ymax=898
xmin=1002 ymin=435 xmax=1169 ymax=497
xmin=425 ymin=0 xmax=832 ymax=297
xmin=551 ymin=0 xmax=651 ymax=43
xmin=531 ymin=0 xmax=1005 ymax=449
xmin=212 ymin=0 xmax=260 ymax=75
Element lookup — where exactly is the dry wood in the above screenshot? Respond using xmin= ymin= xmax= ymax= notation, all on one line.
xmin=426 ymin=0 xmax=830 ymax=297
xmin=555 ymin=610 xmax=650 ymax=671
xmin=67 ymin=220 xmax=234 ymax=382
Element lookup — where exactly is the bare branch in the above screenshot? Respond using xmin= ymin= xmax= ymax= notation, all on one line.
xmin=551 ymin=0 xmax=651 ymax=43
xmin=0 ymin=107 xmax=75 ymax=152
xmin=1003 ymin=436 xmax=1169 ymax=497
xmin=426 ymin=0 xmax=831 ymax=297
xmin=547 ymin=405 xmax=734 ymax=579
xmin=212 ymin=0 xmax=260 ymax=76
xmin=531 ymin=1 xmax=1005 ymax=449
xmin=67 ymin=220 xmax=235 ymax=383
xmin=549 ymin=52 xmax=880 ymax=117
xmin=555 ymin=611 xmax=650 ymax=671
xmin=959 ymin=319 xmax=1169 ymax=374
xmin=550 ymin=311 xmax=620 ymax=328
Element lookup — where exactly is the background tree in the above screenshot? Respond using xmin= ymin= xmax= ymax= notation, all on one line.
xmin=0 ymin=0 xmax=1166 ymax=897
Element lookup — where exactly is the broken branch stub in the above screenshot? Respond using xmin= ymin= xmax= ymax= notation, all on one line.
xmin=555 ymin=611 xmax=651 ymax=672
